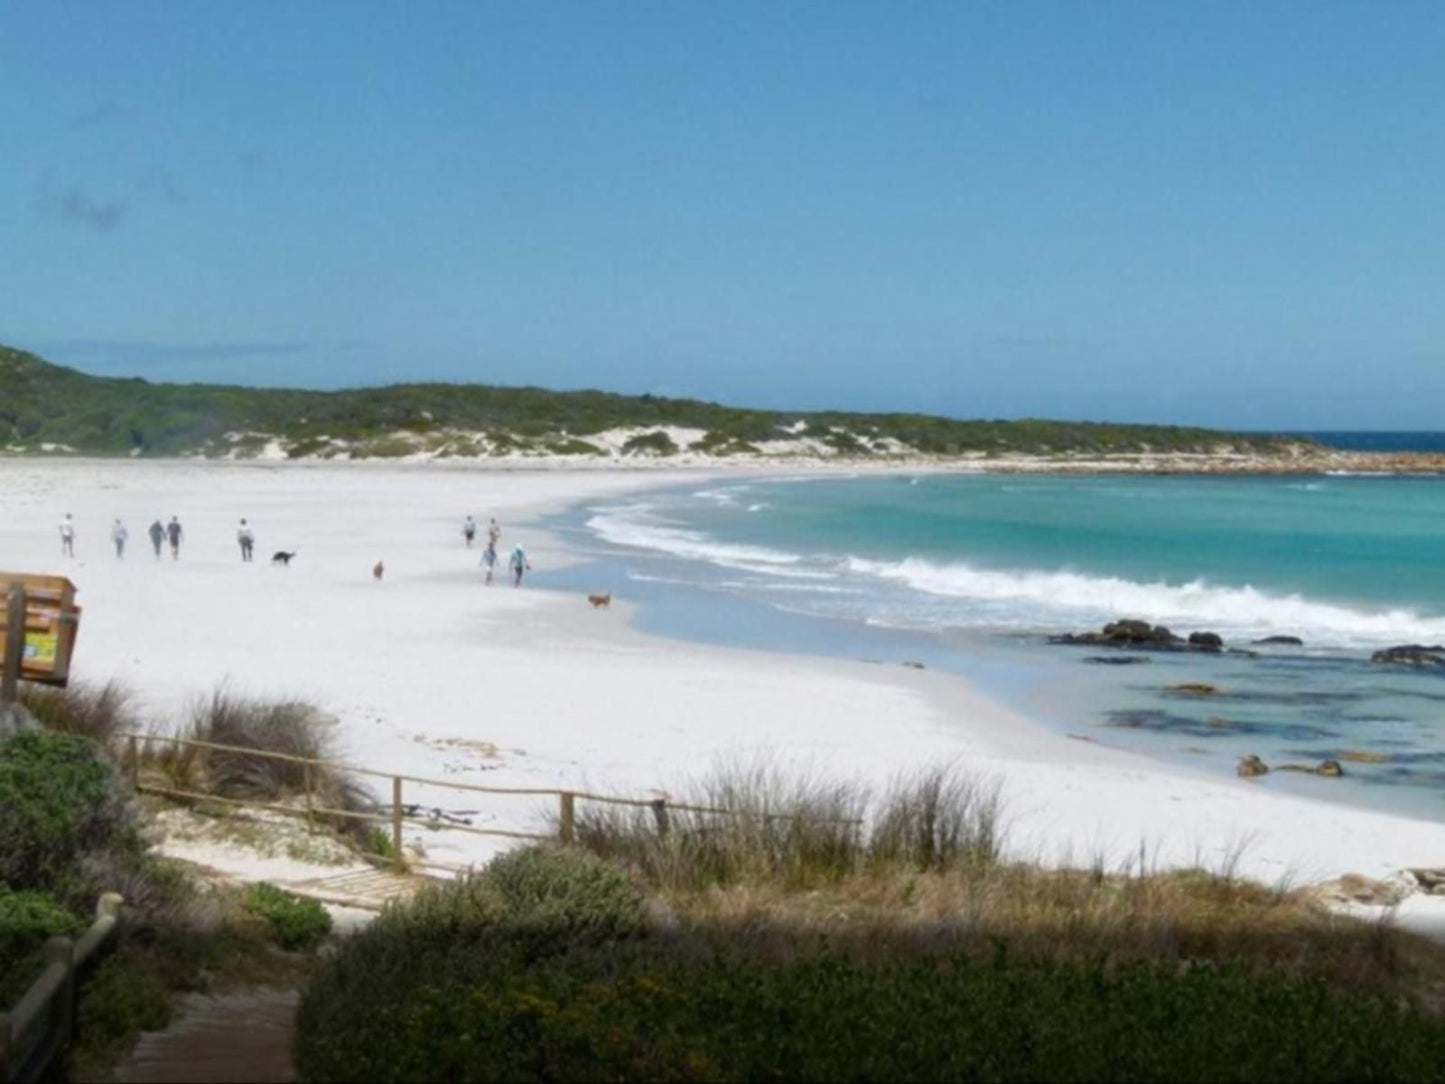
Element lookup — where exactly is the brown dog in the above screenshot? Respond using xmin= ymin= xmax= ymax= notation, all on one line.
xmin=373 ymin=561 xmax=385 ymax=581
xmin=587 ymin=593 xmax=611 ymax=609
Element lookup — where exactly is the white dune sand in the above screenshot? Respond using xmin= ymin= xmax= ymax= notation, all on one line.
xmin=3 ymin=459 xmax=1444 ymax=934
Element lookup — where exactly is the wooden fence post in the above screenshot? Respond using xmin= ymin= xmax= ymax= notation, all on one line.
xmin=303 ymin=763 xmax=314 ymax=835
xmin=650 ymin=798 xmax=670 ymax=837
xmin=0 ymin=1008 xmax=12 ymax=1083
xmin=1 ymin=584 xmax=24 ymax=705
xmin=47 ymin=936 xmax=75 ymax=1047
xmin=391 ymin=776 xmax=404 ymax=872
xmin=559 ymin=792 xmax=575 ymax=844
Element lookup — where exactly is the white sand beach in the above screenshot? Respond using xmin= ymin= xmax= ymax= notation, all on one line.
xmin=3 ymin=459 xmax=1444 ymax=931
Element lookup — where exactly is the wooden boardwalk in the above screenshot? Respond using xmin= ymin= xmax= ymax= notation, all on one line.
xmin=280 ymin=866 xmax=436 ymax=911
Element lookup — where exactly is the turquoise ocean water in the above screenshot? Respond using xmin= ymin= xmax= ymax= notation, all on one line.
xmin=548 ymin=473 xmax=1445 ymax=822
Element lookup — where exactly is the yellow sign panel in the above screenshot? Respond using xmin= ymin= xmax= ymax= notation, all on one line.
xmin=24 ymin=630 xmax=58 ymax=667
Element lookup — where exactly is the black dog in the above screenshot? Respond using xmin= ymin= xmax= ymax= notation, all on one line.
xmin=271 ymin=551 xmax=297 ymax=566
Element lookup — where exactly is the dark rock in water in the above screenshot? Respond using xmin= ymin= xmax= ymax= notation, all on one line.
xmin=1083 ymin=655 xmax=1152 ymax=665
xmin=1226 ymin=648 xmax=1260 ymax=659
xmin=900 ymin=660 xmax=926 ymax=670
xmin=1277 ymin=759 xmax=1346 ymax=778
xmin=1052 ymin=619 xmax=1221 ymax=654
xmin=1237 ymin=755 xmax=1269 ymax=778
xmin=1167 ymin=682 xmax=1219 ymax=696
xmin=1253 ymin=635 xmax=1305 ymax=646
xmin=1370 ymin=644 xmax=1445 ymax=667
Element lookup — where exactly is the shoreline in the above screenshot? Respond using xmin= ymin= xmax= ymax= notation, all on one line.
xmin=3 ymin=458 xmax=1444 ymax=931
xmin=6 ymin=447 xmax=1445 ymax=476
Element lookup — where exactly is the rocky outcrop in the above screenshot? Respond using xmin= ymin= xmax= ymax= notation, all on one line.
xmin=1236 ymin=755 xmax=1269 ymax=778
xmin=1051 ymin=620 xmax=1223 ymax=653
xmin=1370 ymin=644 xmax=1445 ymax=667
xmin=1253 ymin=635 xmax=1304 ymax=646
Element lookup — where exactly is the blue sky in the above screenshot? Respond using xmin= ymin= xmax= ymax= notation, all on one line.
xmin=2 ymin=2 xmax=1441 ymax=428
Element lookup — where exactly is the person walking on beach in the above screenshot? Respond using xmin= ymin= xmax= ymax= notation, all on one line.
xmin=148 ymin=519 xmax=165 ymax=558
xmin=463 ymin=515 xmax=477 ymax=548
xmin=166 ymin=516 xmax=184 ymax=560
xmin=508 ymin=544 xmax=530 ymax=587
xmin=111 ymin=518 xmax=129 ymax=558
xmin=481 ymin=543 xmax=497 ymax=585
xmin=237 ymin=519 xmax=255 ymax=562
xmin=487 ymin=517 xmax=501 ymax=549
xmin=58 ymin=514 xmax=76 ymax=557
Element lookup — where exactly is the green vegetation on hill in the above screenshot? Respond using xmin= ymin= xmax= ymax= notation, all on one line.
xmin=0 ymin=343 xmax=1304 ymax=458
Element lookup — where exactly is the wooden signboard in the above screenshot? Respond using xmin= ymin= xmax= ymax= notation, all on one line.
xmin=0 ymin=573 xmax=82 ymax=694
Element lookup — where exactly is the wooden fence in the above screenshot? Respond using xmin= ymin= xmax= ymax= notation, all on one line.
xmin=121 ymin=733 xmax=859 ymax=873
xmin=0 ymin=894 xmax=123 ymax=1084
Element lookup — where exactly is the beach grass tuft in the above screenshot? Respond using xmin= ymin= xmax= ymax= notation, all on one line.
xmin=17 ymin=679 xmax=138 ymax=756
xmin=562 ymin=760 xmax=1003 ymax=891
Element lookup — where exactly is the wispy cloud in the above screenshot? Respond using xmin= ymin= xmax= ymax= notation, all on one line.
xmin=41 ymin=182 xmax=127 ymax=231
xmin=139 ymin=166 xmax=186 ymax=204
xmin=69 ymin=103 xmax=127 ymax=129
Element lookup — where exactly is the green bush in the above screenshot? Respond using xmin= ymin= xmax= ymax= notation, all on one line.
xmin=0 ymin=730 xmax=143 ymax=900
xmin=297 ymin=847 xmax=646 ymax=1079
xmin=620 ymin=430 xmax=678 ymax=456
xmin=244 ymin=883 xmax=332 ymax=951
xmin=484 ymin=845 xmax=645 ymax=934
xmin=74 ymin=950 xmax=173 ymax=1058
xmin=0 ymin=888 xmax=81 ymax=1001
xmin=298 ymin=925 xmax=1445 ymax=1083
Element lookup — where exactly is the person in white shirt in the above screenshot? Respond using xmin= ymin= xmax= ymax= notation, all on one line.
xmin=59 ymin=514 xmax=75 ymax=557
xmin=463 ymin=515 xmax=477 ymax=548
xmin=111 ymin=518 xmax=129 ymax=558
xmin=238 ymin=519 xmax=256 ymax=562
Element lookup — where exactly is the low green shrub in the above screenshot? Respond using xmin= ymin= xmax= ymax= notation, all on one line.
xmin=483 ymin=845 xmax=645 ymax=934
xmin=0 ymin=888 xmax=81 ymax=1001
xmin=620 ymin=430 xmax=678 ymax=456
xmin=297 ymin=927 xmax=1445 ymax=1083
xmin=244 ymin=883 xmax=332 ymax=951
xmin=74 ymin=950 xmax=173 ymax=1058
xmin=297 ymin=847 xmax=647 ymax=1078
xmin=0 ymin=730 xmax=143 ymax=900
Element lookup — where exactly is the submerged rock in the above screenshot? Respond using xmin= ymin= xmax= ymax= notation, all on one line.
xmin=1082 ymin=655 xmax=1151 ymax=665
xmin=1370 ymin=644 xmax=1445 ymax=667
xmin=1236 ymin=754 xmax=1269 ymax=777
xmin=1167 ymin=682 xmax=1220 ymax=696
xmin=1277 ymin=759 xmax=1346 ymax=778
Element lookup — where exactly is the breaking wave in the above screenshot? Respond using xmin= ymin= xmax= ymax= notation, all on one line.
xmin=845 ymin=556 xmax=1445 ymax=647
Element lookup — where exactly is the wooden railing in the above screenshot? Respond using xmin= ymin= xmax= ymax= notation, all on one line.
xmin=0 ymin=894 xmax=123 ymax=1084
xmin=122 ymin=733 xmax=860 ymax=873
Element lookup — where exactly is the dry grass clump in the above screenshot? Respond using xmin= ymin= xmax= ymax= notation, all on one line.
xmin=138 ymin=686 xmax=378 ymax=844
xmin=667 ymin=858 xmax=1445 ymax=1001
xmin=565 ymin=762 xmax=1002 ymax=892
xmin=17 ymin=680 xmax=137 ymax=755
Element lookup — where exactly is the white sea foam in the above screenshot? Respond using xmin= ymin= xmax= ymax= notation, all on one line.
xmin=587 ymin=504 xmax=803 ymax=571
xmin=845 ymin=556 xmax=1445 ymax=647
